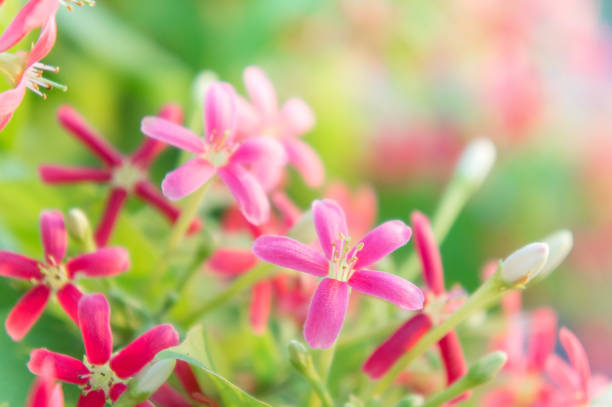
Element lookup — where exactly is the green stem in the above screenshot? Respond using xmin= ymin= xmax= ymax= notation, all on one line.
xmin=368 ymin=271 xmax=509 ymax=398
xmin=309 ymin=342 xmax=337 ymax=407
xmin=421 ymin=375 xmax=473 ymax=407
xmin=307 ymin=374 xmax=335 ymax=407
xmin=177 ymin=263 xmax=274 ymax=325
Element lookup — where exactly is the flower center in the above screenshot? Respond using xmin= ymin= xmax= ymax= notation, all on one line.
xmin=59 ymin=0 xmax=96 ymax=11
xmin=0 ymin=53 xmax=67 ymax=97
xmin=111 ymin=161 xmax=146 ymax=192
xmin=329 ymin=233 xmax=364 ymax=282
xmin=204 ymin=131 xmax=237 ymax=167
xmin=39 ymin=262 xmax=69 ymax=291
xmin=81 ymin=360 xmax=120 ymax=396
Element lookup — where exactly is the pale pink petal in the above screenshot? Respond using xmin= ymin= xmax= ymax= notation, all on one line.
xmin=141 ymin=117 xmax=205 ymax=154
xmin=49 ymin=385 xmax=64 ymax=407
xmin=40 ymin=210 xmax=67 ymax=264
xmin=252 ymin=235 xmax=328 ymax=277
xmin=39 ymin=165 xmax=112 ymax=184
xmin=312 ymin=199 xmax=348 ymax=260
xmin=249 ymin=158 xmax=286 ymax=192
xmin=110 ymin=324 xmax=179 ymax=379
xmin=481 ymin=389 xmax=516 ymax=407
xmin=205 ymin=82 xmax=237 ymax=144
xmin=243 ymin=66 xmax=277 ymax=117
xmin=230 ymin=138 xmax=287 ymax=166
xmin=250 ymin=280 xmax=272 ymax=334
xmin=282 ymin=138 xmax=325 ymax=188
xmin=56 ymin=283 xmax=82 ymax=324
xmin=438 ymin=331 xmax=468 ymax=386
xmin=363 ymin=314 xmax=432 ymax=379
xmin=280 ymin=98 xmax=315 ymax=136
xmin=560 ymin=327 xmax=591 ymax=395
xmin=0 ymin=251 xmax=41 ymax=279
xmin=76 ymin=390 xmax=105 ymax=407
xmin=235 ymin=95 xmax=261 ymax=137
xmin=161 ymin=158 xmax=216 ymax=201
xmin=5 ymin=285 xmax=50 ymax=341
xmin=28 ymin=349 xmax=89 ymax=385
xmin=0 ymin=0 xmax=58 ymax=52
xmin=304 ymin=278 xmax=349 ymax=349
xmin=411 ymin=211 xmax=445 ymax=295
xmin=78 ymin=294 xmax=112 ymax=365
xmin=208 ymin=248 xmax=258 ymax=276
xmin=57 ymin=106 xmax=123 ymax=166
xmin=109 ymin=383 xmax=127 ymax=402
xmin=94 ymin=188 xmax=128 ymax=247
xmin=348 ymin=269 xmax=423 ymax=310
xmin=152 ymin=384 xmax=192 ymax=407
xmin=218 ymin=163 xmax=270 ymax=225
xmin=546 ymin=354 xmax=581 ymax=391
xmin=527 ymin=308 xmax=557 ymax=371
xmin=352 ymin=220 xmax=412 ymax=270
xmin=26 ymin=15 xmax=56 ymax=66
xmin=0 ymin=80 xmax=27 ymax=131
xmin=66 ymin=247 xmax=130 ymax=279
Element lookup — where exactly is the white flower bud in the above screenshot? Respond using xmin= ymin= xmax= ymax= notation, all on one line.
xmin=132 ymin=359 xmax=176 ymax=396
xmin=539 ymin=229 xmax=573 ymax=278
xmin=66 ymin=208 xmax=92 ymax=242
xmin=456 ymin=138 xmax=496 ymax=188
xmin=501 ymin=242 xmax=549 ymax=284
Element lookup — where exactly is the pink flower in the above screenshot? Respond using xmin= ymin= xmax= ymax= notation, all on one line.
xmin=236 ymin=66 xmax=324 ymax=188
xmin=26 ymin=359 xmax=64 ymax=407
xmin=28 ymin=293 xmax=179 ymax=406
xmin=0 ymin=0 xmax=62 ymax=131
xmin=39 ymin=104 xmax=201 ymax=246
xmin=0 ymin=210 xmax=130 ymax=341
xmin=141 ymin=82 xmax=287 ymax=225
xmin=253 ymin=199 xmax=423 ymax=348
xmin=545 ymin=327 xmax=609 ymax=407
xmin=363 ymin=211 xmax=468 ymax=402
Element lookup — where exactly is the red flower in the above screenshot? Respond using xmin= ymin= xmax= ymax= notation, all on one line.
xmin=39 ymin=104 xmax=201 ymax=247
xmin=28 ymin=294 xmax=179 ymax=406
xmin=26 ymin=358 xmax=64 ymax=407
xmin=0 ymin=210 xmax=130 ymax=341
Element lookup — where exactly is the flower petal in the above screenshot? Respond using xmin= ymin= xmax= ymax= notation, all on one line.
xmin=66 ymin=247 xmax=130 ymax=279
xmin=39 ymin=165 xmax=112 ymax=184
xmin=250 ymin=280 xmax=273 ymax=334
xmin=559 ymin=327 xmax=591 ymax=396
xmin=76 ymin=390 xmax=105 ymax=407
xmin=363 ymin=314 xmax=432 ymax=379
xmin=411 ymin=211 xmax=445 ymax=295
xmin=0 ymin=0 xmax=58 ymax=52
xmin=0 ymin=251 xmax=41 ymax=280
xmin=438 ymin=331 xmax=468 ymax=386
xmin=243 ymin=66 xmax=277 ymax=117
xmin=174 ymin=360 xmax=202 ymax=396
xmin=109 ymin=383 xmax=127 ymax=402
xmin=352 ymin=220 xmax=412 ymax=270
xmin=40 ymin=210 xmax=67 ymax=264
xmin=0 ymin=80 xmax=27 ymax=131
xmin=304 ymin=278 xmax=349 ymax=349
xmin=230 ymin=138 xmax=287 ymax=166
xmin=78 ymin=294 xmax=112 ymax=365
xmin=208 ymin=248 xmax=258 ymax=276
xmin=5 ymin=285 xmax=50 ymax=341
xmin=131 ymin=103 xmax=184 ymax=168
xmin=218 ymin=163 xmax=270 ymax=225
xmin=94 ymin=188 xmax=128 ymax=247
xmin=56 ymin=283 xmax=82 ymax=324
xmin=312 ymin=199 xmax=348 ymax=260
xmin=28 ymin=349 xmax=89 ymax=385
xmin=348 ymin=269 xmax=424 ymax=310
xmin=141 ymin=117 xmax=205 ymax=154
xmin=151 ymin=384 xmax=192 ymax=407
xmin=110 ymin=324 xmax=179 ymax=379
xmin=252 ymin=235 xmax=328 ymax=277
xmin=280 ymin=98 xmax=315 ymax=136
xmin=527 ymin=307 xmax=557 ymax=371
xmin=26 ymin=15 xmax=56 ymax=66
xmin=161 ymin=158 xmax=216 ymax=201
xmin=205 ymin=82 xmax=237 ymax=144
xmin=282 ymin=139 xmax=325 ymax=188
xmin=546 ymin=354 xmax=581 ymax=390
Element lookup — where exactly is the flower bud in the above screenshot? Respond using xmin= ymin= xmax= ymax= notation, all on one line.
xmin=66 ymin=208 xmax=94 ymax=250
xmin=466 ymin=351 xmax=507 ymax=385
xmin=395 ymin=395 xmax=424 ymax=407
xmin=455 ymin=138 xmax=496 ymax=189
xmin=192 ymin=70 xmax=219 ymax=107
xmin=289 ymin=340 xmax=314 ymax=375
xmin=538 ymin=229 xmax=573 ymax=279
xmin=132 ymin=359 xmax=176 ymax=396
xmin=501 ymin=242 xmax=549 ymax=284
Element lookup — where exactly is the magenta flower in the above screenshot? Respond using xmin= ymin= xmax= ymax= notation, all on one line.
xmin=141 ymin=81 xmax=287 ymax=225
xmin=0 ymin=0 xmax=62 ymax=131
xmin=39 ymin=104 xmax=201 ymax=247
xmin=253 ymin=199 xmax=423 ymax=348
xmin=28 ymin=294 xmax=179 ymax=406
xmin=363 ymin=211 xmax=468 ymax=399
xmin=0 ymin=210 xmax=130 ymax=341
xmin=26 ymin=359 xmax=64 ymax=407
xmin=236 ymin=66 xmax=324 ymax=188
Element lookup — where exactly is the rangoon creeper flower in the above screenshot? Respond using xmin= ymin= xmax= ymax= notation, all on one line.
xmin=141 ymin=81 xmax=287 ymax=225
xmin=253 ymin=199 xmax=424 ymax=348
xmin=236 ymin=66 xmax=324 ymax=188
xmin=364 ymin=211 xmax=469 ymax=403
xmin=26 ymin=359 xmax=64 ymax=407
xmin=39 ymin=104 xmax=201 ymax=246
xmin=0 ymin=210 xmax=130 ymax=341
xmin=28 ymin=294 xmax=179 ymax=406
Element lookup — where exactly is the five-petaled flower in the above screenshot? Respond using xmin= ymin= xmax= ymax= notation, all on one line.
xmin=253 ymin=199 xmax=424 ymax=348
xmin=141 ymin=81 xmax=287 ymax=225
xmin=39 ymin=104 xmax=201 ymax=247
xmin=28 ymin=293 xmax=179 ymax=406
xmin=235 ymin=66 xmax=324 ymax=190
xmin=0 ymin=210 xmax=130 ymax=340
xmin=363 ymin=211 xmax=468 ymax=402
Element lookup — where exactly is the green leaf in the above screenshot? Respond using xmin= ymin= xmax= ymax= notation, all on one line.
xmin=156 ymin=325 xmax=272 ymax=407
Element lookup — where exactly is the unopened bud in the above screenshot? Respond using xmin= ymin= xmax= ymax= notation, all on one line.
xmin=289 ymin=340 xmax=314 ymax=374
xmin=132 ymin=359 xmax=176 ymax=396
xmin=66 ymin=208 xmax=95 ymax=251
xmin=538 ymin=229 xmax=573 ymax=279
xmin=455 ymin=138 xmax=496 ymax=189
xmin=192 ymin=70 xmax=219 ymax=107
xmin=501 ymin=242 xmax=549 ymax=284
xmin=467 ymin=351 xmax=507 ymax=385
xmin=395 ymin=395 xmax=425 ymax=407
